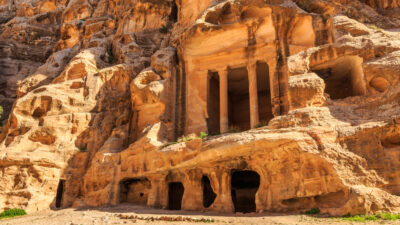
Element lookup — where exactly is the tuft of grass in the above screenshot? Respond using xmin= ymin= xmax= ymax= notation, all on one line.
xmin=377 ymin=212 xmax=400 ymax=220
xmin=162 ymin=132 xmax=210 ymax=148
xmin=342 ymin=215 xmax=378 ymax=222
xmin=339 ymin=213 xmax=400 ymax=222
xmin=0 ymin=208 xmax=27 ymax=219
xmin=199 ymin=132 xmax=208 ymax=139
xmin=305 ymin=208 xmax=320 ymax=215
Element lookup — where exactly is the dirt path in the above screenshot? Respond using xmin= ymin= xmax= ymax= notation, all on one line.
xmin=0 ymin=205 xmax=398 ymax=225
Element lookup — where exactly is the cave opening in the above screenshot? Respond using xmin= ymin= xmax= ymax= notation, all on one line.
xmin=168 ymin=182 xmax=184 ymax=210
xmin=169 ymin=1 xmax=178 ymax=22
xmin=202 ymin=175 xmax=217 ymax=208
xmin=228 ymin=67 xmax=250 ymax=131
xmin=55 ymin=179 xmax=65 ymax=208
xmin=119 ymin=178 xmax=151 ymax=205
xmin=207 ymin=71 xmax=220 ymax=134
xmin=312 ymin=56 xmax=367 ymax=100
xmin=256 ymin=61 xmax=273 ymax=125
xmin=231 ymin=170 xmax=260 ymax=213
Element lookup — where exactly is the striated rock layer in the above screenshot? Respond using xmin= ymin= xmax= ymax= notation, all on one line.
xmin=1 ymin=0 xmax=400 ymax=216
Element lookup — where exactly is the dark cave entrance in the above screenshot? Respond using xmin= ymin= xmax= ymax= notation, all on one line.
xmin=119 ymin=178 xmax=151 ymax=205
xmin=169 ymin=1 xmax=178 ymax=22
xmin=312 ymin=56 xmax=366 ymax=100
xmin=314 ymin=68 xmax=354 ymax=99
xmin=168 ymin=182 xmax=184 ymax=210
xmin=202 ymin=175 xmax=217 ymax=208
xmin=256 ymin=61 xmax=273 ymax=125
xmin=55 ymin=179 xmax=65 ymax=208
xmin=207 ymin=71 xmax=220 ymax=134
xmin=231 ymin=170 xmax=260 ymax=213
xmin=228 ymin=67 xmax=250 ymax=131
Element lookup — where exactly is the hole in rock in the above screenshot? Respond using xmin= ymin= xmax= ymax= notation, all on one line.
xmin=228 ymin=67 xmax=250 ymax=131
xmin=207 ymin=71 xmax=220 ymax=134
xmin=169 ymin=1 xmax=178 ymax=22
xmin=119 ymin=178 xmax=151 ymax=205
xmin=312 ymin=56 xmax=367 ymax=99
xmin=202 ymin=176 xmax=217 ymax=208
xmin=55 ymin=179 xmax=65 ymax=208
xmin=231 ymin=170 xmax=260 ymax=213
xmin=168 ymin=182 xmax=184 ymax=210
xmin=256 ymin=62 xmax=273 ymax=125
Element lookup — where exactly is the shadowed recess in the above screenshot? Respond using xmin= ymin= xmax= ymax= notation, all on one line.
xmin=168 ymin=182 xmax=184 ymax=210
xmin=231 ymin=170 xmax=260 ymax=213
xmin=202 ymin=175 xmax=217 ymax=208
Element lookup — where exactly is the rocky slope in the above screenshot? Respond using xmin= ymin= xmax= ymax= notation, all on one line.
xmin=1 ymin=0 xmax=400 ymax=216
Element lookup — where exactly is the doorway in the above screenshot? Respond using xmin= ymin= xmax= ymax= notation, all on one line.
xmin=207 ymin=71 xmax=220 ymax=134
xmin=228 ymin=67 xmax=250 ymax=131
xmin=168 ymin=182 xmax=184 ymax=210
xmin=119 ymin=178 xmax=151 ymax=205
xmin=55 ymin=179 xmax=65 ymax=208
xmin=202 ymin=175 xmax=217 ymax=208
xmin=231 ymin=170 xmax=260 ymax=213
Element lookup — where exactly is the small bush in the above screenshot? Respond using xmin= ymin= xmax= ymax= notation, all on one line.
xmin=340 ymin=213 xmax=400 ymax=222
xmin=199 ymin=132 xmax=208 ymax=139
xmin=305 ymin=208 xmax=320 ymax=215
xmin=0 ymin=208 xmax=27 ymax=219
xmin=79 ymin=147 xmax=87 ymax=152
xmin=0 ymin=105 xmax=3 ymax=120
xmin=342 ymin=215 xmax=378 ymax=222
xmin=377 ymin=212 xmax=400 ymax=220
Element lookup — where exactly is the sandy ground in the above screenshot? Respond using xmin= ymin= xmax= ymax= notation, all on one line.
xmin=0 ymin=204 xmax=399 ymax=225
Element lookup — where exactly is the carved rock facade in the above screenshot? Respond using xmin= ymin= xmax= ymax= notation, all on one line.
xmin=1 ymin=0 xmax=400 ymax=216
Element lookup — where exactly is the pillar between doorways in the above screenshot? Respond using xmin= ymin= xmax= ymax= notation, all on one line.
xmin=218 ymin=68 xmax=228 ymax=133
xmin=247 ymin=62 xmax=259 ymax=128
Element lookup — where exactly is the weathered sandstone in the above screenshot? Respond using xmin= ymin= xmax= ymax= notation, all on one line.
xmin=1 ymin=0 xmax=400 ymax=217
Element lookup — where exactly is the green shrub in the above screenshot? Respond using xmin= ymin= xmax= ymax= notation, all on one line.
xmin=199 ymin=132 xmax=208 ymax=139
xmin=79 ymin=147 xmax=87 ymax=152
xmin=377 ymin=212 xmax=400 ymax=220
xmin=305 ymin=208 xmax=320 ymax=215
xmin=340 ymin=213 xmax=400 ymax=222
xmin=0 ymin=208 xmax=27 ymax=219
xmin=0 ymin=105 xmax=3 ymax=120
xmin=342 ymin=215 xmax=378 ymax=222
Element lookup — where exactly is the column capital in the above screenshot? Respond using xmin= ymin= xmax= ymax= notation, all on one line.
xmin=247 ymin=61 xmax=257 ymax=70
xmin=217 ymin=67 xmax=229 ymax=76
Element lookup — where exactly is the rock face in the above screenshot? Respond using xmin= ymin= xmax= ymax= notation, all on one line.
xmin=1 ymin=0 xmax=400 ymax=216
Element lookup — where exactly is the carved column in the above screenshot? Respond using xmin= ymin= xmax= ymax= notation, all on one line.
xmin=247 ymin=62 xmax=259 ymax=128
xmin=219 ymin=69 xmax=229 ymax=133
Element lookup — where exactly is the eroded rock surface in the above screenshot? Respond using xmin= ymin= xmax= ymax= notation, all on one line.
xmin=1 ymin=0 xmax=400 ymax=216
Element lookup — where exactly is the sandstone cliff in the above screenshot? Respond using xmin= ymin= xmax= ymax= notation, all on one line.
xmin=1 ymin=0 xmax=400 ymax=216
